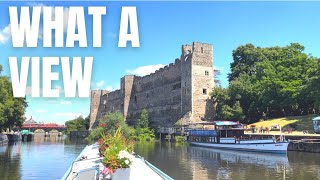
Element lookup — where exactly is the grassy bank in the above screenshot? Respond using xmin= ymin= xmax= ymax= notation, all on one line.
xmin=248 ymin=114 xmax=318 ymax=133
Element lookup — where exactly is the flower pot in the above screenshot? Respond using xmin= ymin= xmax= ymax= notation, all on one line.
xmin=112 ymin=168 xmax=131 ymax=180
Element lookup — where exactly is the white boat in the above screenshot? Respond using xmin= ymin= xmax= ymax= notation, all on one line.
xmin=188 ymin=121 xmax=289 ymax=154
xmin=61 ymin=143 xmax=173 ymax=180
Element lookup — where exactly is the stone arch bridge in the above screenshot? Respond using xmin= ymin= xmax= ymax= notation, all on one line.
xmin=21 ymin=123 xmax=65 ymax=133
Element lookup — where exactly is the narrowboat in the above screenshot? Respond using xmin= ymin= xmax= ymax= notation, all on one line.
xmin=188 ymin=121 xmax=289 ymax=154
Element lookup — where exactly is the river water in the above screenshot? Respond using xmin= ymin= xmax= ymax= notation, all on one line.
xmin=1 ymin=138 xmax=320 ymax=180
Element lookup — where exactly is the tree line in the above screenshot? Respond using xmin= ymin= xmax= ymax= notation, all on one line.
xmin=212 ymin=43 xmax=320 ymax=123
xmin=0 ymin=64 xmax=28 ymax=132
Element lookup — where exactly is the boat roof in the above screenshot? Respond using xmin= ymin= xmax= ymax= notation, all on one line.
xmin=190 ymin=121 xmax=241 ymax=126
xmin=312 ymin=116 xmax=320 ymax=121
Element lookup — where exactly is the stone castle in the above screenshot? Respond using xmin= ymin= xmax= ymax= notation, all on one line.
xmin=89 ymin=42 xmax=215 ymax=129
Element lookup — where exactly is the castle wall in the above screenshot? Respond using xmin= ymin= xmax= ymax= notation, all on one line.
xmin=90 ymin=42 xmax=215 ymax=129
xmin=125 ymin=59 xmax=183 ymax=127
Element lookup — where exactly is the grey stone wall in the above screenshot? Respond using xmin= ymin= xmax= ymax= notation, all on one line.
xmin=90 ymin=42 xmax=215 ymax=130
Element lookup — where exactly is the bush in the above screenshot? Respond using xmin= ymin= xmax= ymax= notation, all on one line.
xmin=85 ymin=127 xmax=104 ymax=143
xmin=175 ymin=135 xmax=186 ymax=142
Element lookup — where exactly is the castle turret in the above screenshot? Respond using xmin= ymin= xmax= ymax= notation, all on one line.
xmin=190 ymin=42 xmax=215 ymax=121
xmin=181 ymin=42 xmax=215 ymax=122
xmin=89 ymin=90 xmax=109 ymax=129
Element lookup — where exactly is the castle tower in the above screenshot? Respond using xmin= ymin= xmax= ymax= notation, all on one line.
xmin=89 ymin=90 xmax=109 ymax=129
xmin=181 ymin=44 xmax=193 ymax=116
xmin=191 ymin=42 xmax=215 ymax=121
xmin=181 ymin=42 xmax=215 ymax=122
xmin=121 ymin=75 xmax=135 ymax=119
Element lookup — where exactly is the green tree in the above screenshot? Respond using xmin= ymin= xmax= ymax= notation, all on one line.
xmin=84 ymin=115 xmax=90 ymax=130
xmin=99 ymin=112 xmax=135 ymax=139
xmin=211 ymin=87 xmax=245 ymax=122
xmin=0 ymin=75 xmax=27 ymax=131
xmin=65 ymin=116 xmax=89 ymax=134
xmin=226 ymin=43 xmax=318 ymax=122
xmin=138 ymin=109 xmax=149 ymax=128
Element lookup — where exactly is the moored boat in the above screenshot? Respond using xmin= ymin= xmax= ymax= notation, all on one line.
xmin=188 ymin=121 xmax=289 ymax=154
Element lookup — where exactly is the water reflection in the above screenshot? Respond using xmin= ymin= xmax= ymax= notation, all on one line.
xmin=0 ymin=136 xmax=86 ymax=180
xmin=0 ymin=144 xmax=21 ymax=180
xmin=135 ymin=142 xmax=320 ymax=180
xmin=1 ymin=139 xmax=320 ymax=180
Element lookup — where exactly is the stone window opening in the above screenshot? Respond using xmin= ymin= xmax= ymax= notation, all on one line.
xmin=205 ymin=71 xmax=209 ymax=76
xmin=146 ymin=93 xmax=149 ymax=98
xmin=134 ymin=95 xmax=137 ymax=103
xmin=203 ymin=89 xmax=207 ymax=95
xmin=201 ymin=47 xmax=204 ymax=53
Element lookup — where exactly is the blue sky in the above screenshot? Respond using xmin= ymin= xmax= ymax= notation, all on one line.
xmin=1 ymin=1 xmax=320 ymax=124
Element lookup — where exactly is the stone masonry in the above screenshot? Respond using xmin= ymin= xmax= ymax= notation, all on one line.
xmin=89 ymin=42 xmax=215 ymax=129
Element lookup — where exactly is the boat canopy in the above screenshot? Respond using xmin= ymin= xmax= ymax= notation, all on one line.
xmin=189 ymin=130 xmax=218 ymax=137
xmin=214 ymin=121 xmax=240 ymax=126
xmin=190 ymin=121 xmax=241 ymax=126
xmin=312 ymin=116 xmax=320 ymax=121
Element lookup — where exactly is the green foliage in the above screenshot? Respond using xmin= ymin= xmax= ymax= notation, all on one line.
xmin=175 ymin=135 xmax=186 ymax=143
xmin=138 ymin=109 xmax=149 ymax=128
xmin=211 ymin=87 xmax=245 ymax=122
xmin=0 ymin=73 xmax=27 ymax=131
xmin=136 ymin=128 xmax=155 ymax=141
xmin=218 ymin=43 xmax=319 ymax=123
xmin=99 ymin=112 xmax=135 ymax=139
xmin=85 ymin=126 xmax=104 ymax=143
xmin=86 ymin=112 xmax=136 ymax=143
xmin=87 ymin=111 xmax=155 ymax=143
xmin=136 ymin=109 xmax=155 ymax=141
xmin=65 ymin=116 xmax=89 ymax=134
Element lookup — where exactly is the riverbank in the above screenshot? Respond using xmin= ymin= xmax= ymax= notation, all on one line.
xmin=248 ymin=115 xmax=317 ymax=132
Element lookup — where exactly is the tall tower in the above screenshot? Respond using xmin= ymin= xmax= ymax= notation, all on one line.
xmin=181 ymin=44 xmax=193 ymax=117
xmin=121 ymin=75 xmax=135 ymax=119
xmin=181 ymin=42 xmax=215 ymax=122
xmin=89 ymin=90 xmax=109 ymax=129
xmin=191 ymin=42 xmax=215 ymax=121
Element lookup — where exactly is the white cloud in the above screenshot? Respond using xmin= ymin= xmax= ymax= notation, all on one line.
xmin=0 ymin=25 xmax=11 ymax=44
xmin=105 ymin=86 xmax=114 ymax=91
xmin=96 ymin=80 xmax=105 ymax=88
xmin=126 ymin=64 xmax=166 ymax=76
xmin=60 ymin=100 xmax=72 ymax=105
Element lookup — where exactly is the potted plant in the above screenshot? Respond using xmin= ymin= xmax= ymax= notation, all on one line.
xmin=98 ymin=127 xmax=135 ymax=179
